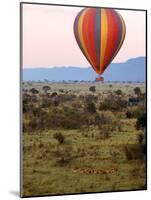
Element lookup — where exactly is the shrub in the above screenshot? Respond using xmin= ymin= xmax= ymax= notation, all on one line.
xmin=32 ymin=107 xmax=42 ymax=117
xmin=42 ymin=85 xmax=51 ymax=93
xmin=41 ymin=96 xmax=52 ymax=108
xmin=99 ymin=96 xmax=127 ymax=111
xmin=89 ymin=86 xmax=96 ymax=93
xmin=59 ymin=89 xmax=64 ymax=93
xmin=96 ymin=111 xmax=121 ymax=138
xmin=128 ymin=97 xmax=139 ymax=106
xmin=53 ymin=132 xmax=65 ymax=144
xmin=115 ymin=89 xmax=122 ymax=96
xmin=23 ymin=102 xmax=33 ymax=113
xmin=84 ymin=94 xmax=98 ymax=103
xmin=23 ymin=93 xmax=31 ymax=103
xmin=96 ymin=111 xmax=114 ymax=126
xmin=54 ymin=145 xmax=74 ymax=165
xmin=51 ymin=92 xmax=58 ymax=97
xmin=58 ymin=94 xmax=76 ymax=103
xmin=125 ymin=105 xmax=146 ymax=119
xmin=27 ymin=118 xmax=38 ymax=131
xmin=134 ymin=87 xmax=141 ymax=96
xmin=85 ymin=102 xmax=96 ymax=114
xmin=24 ymin=106 xmax=91 ymax=131
xmin=123 ymin=144 xmax=144 ymax=160
xmin=29 ymin=88 xmax=39 ymax=94
xmin=136 ymin=112 xmax=146 ymax=130
xmin=126 ymin=110 xmax=133 ymax=118
xmin=138 ymin=132 xmax=144 ymax=144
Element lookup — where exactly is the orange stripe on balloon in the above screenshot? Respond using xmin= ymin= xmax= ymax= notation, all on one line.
xmin=100 ymin=9 xmax=108 ymax=74
xmin=102 ymin=9 xmax=119 ymax=71
xmin=82 ymin=8 xmax=99 ymax=73
xmin=109 ymin=12 xmax=126 ymax=63
xmin=78 ymin=9 xmax=94 ymax=67
xmin=74 ymin=10 xmax=91 ymax=65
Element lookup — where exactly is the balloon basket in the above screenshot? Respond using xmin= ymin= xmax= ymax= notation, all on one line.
xmin=95 ymin=76 xmax=104 ymax=82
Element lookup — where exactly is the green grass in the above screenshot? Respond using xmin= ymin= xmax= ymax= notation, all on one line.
xmin=22 ymin=124 xmax=146 ymax=196
xmin=22 ymin=82 xmax=146 ymax=196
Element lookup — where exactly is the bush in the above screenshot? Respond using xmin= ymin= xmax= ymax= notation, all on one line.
xmin=99 ymin=96 xmax=127 ymax=111
xmin=97 ymin=111 xmax=114 ymax=126
xmin=115 ymin=89 xmax=122 ymax=96
xmin=51 ymin=92 xmax=58 ymax=97
xmin=42 ymin=85 xmax=51 ymax=93
xmin=126 ymin=110 xmax=133 ymax=118
xmin=134 ymin=87 xmax=141 ymax=96
xmin=29 ymin=88 xmax=39 ymax=94
xmin=125 ymin=105 xmax=146 ymax=119
xmin=85 ymin=102 xmax=96 ymax=114
xmin=138 ymin=132 xmax=144 ymax=144
xmin=123 ymin=144 xmax=144 ymax=160
xmin=89 ymin=86 xmax=96 ymax=93
xmin=136 ymin=112 xmax=146 ymax=130
xmin=41 ymin=96 xmax=52 ymax=108
xmin=24 ymin=105 xmax=91 ymax=131
xmin=95 ymin=112 xmax=115 ymax=138
xmin=54 ymin=145 xmax=74 ymax=166
xmin=84 ymin=94 xmax=98 ymax=103
xmin=32 ymin=107 xmax=42 ymax=117
xmin=53 ymin=132 xmax=65 ymax=144
xmin=58 ymin=94 xmax=76 ymax=103
xmin=128 ymin=97 xmax=139 ymax=106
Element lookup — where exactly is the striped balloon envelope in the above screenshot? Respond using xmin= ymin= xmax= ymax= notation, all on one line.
xmin=74 ymin=8 xmax=126 ymax=79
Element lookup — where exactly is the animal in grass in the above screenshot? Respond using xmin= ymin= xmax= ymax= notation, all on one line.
xmin=74 ymin=8 xmax=126 ymax=81
xmin=72 ymin=167 xmax=116 ymax=174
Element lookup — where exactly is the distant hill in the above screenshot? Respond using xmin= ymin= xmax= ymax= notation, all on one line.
xmin=23 ymin=57 xmax=146 ymax=82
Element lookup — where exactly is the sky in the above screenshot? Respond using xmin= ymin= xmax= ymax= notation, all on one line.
xmin=22 ymin=4 xmax=146 ymax=68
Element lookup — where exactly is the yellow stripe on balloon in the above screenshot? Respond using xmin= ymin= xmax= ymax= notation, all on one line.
xmin=78 ymin=9 xmax=94 ymax=66
xmin=100 ymin=9 xmax=108 ymax=73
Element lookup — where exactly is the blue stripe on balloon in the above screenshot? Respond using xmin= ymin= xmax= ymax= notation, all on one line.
xmin=94 ymin=8 xmax=101 ymax=71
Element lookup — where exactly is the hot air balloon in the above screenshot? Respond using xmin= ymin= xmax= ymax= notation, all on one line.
xmin=74 ymin=8 xmax=126 ymax=81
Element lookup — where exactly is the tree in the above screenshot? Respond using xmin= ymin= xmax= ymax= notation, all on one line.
xmin=51 ymin=92 xmax=58 ymax=97
xmin=44 ymin=79 xmax=49 ymax=83
xmin=134 ymin=87 xmax=141 ymax=96
xmin=126 ymin=111 xmax=133 ymax=118
xmin=135 ymin=112 xmax=147 ymax=159
xmin=53 ymin=132 xmax=65 ymax=144
xmin=86 ymin=102 xmax=96 ymax=114
xmin=136 ymin=112 xmax=146 ymax=130
xmin=59 ymin=89 xmax=64 ymax=93
xmin=115 ymin=89 xmax=122 ymax=96
xmin=42 ymin=85 xmax=51 ymax=93
xmin=29 ymin=88 xmax=39 ymax=94
xmin=89 ymin=86 xmax=96 ymax=93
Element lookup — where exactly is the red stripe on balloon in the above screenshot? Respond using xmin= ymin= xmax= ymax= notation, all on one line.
xmin=82 ymin=9 xmax=99 ymax=72
xmin=102 ymin=10 xmax=119 ymax=71
xmin=73 ymin=10 xmax=92 ymax=66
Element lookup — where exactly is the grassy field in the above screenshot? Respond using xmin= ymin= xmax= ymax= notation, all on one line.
xmin=23 ymin=82 xmax=145 ymax=95
xmin=22 ymin=82 xmax=146 ymax=197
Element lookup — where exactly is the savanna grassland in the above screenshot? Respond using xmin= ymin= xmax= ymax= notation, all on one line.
xmin=22 ymin=82 xmax=146 ymax=197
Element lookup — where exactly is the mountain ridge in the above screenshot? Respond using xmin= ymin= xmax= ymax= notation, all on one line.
xmin=23 ymin=57 xmax=146 ymax=82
